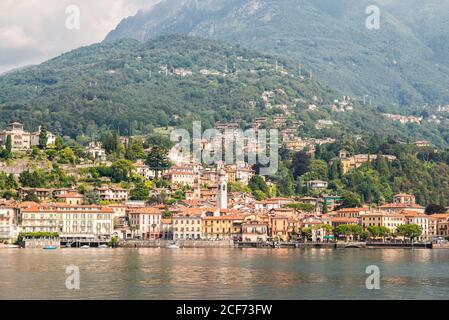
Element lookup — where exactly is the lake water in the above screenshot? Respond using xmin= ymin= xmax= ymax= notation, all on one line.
xmin=1 ymin=248 xmax=449 ymax=300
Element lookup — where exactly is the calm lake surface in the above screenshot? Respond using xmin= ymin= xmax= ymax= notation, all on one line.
xmin=1 ymin=248 xmax=449 ymax=300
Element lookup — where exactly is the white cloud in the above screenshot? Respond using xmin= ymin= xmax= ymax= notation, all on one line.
xmin=0 ymin=0 xmax=160 ymax=74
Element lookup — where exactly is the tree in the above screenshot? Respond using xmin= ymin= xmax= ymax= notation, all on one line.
xmin=146 ymin=146 xmax=171 ymax=178
xmin=329 ymin=160 xmax=343 ymax=180
xmin=83 ymin=190 xmax=100 ymax=205
xmin=5 ymin=134 xmax=12 ymax=156
xmin=147 ymin=133 xmax=173 ymax=149
xmin=23 ymin=190 xmax=40 ymax=202
xmin=252 ymin=190 xmax=268 ymax=201
xmin=301 ymin=227 xmax=312 ymax=240
xmin=111 ymin=159 xmax=133 ymax=182
xmin=367 ymin=226 xmax=381 ymax=238
xmin=248 ymin=175 xmax=270 ymax=199
xmin=130 ymin=181 xmax=150 ymax=200
xmin=273 ymin=166 xmax=294 ymax=196
xmin=5 ymin=174 xmax=18 ymax=190
xmin=425 ymin=204 xmax=447 ymax=215
xmin=54 ymin=137 xmax=65 ymax=151
xmin=19 ymin=170 xmax=46 ymax=188
xmin=101 ymin=132 xmax=121 ymax=154
xmin=367 ymin=225 xmax=389 ymax=241
xmin=38 ymin=126 xmax=48 ymax=149
xmin=228 ymin=182 xmax=251 ymax=193
xmin=335 ymin=224 xmax=362 ymax=241
xmin=59 ymin=147 xmax=77 ymax=164
xmin=397 ymin=224 xmax=422 ymax=242
xmin=125 ymin=138 xmax=146 ymax=161
xmin=287 ymin=202 xmax=315 ymax=213
xmin=291 ymin=151 xmax=310 ymax=179
xmin=303 ymin=160 xmax=328 ymax=180
xmin=338 ymin=191 xmax=362 ymax=209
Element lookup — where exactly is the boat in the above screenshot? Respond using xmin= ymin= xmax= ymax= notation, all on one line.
xmin=43 ymin=245 xmax=58 ymax=250
xmin=99 ymin=244 xmax=109 ymax=248
xmin=167 ymin=242 xmax=179 ymax=249
xmin=80 ymin=245 xmax=90 ymax=249
xmin=5 ymin=244 xmax=21 ymax=249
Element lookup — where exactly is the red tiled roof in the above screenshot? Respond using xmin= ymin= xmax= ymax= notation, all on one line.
xmin=128 ymin=207 xmax=161 ymax=215
xmin=331 ymin=217 xmax=359 ymax=223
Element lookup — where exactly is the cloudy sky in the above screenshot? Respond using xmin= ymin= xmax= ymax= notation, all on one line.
xmin=0 ymin=0 xmax=160 ymax=74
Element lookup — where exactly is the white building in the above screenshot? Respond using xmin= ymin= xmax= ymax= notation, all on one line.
xmin=86 ymin=142 xmax=107 ymax=161
xmin=307 ymin=180 xmax=329 ymax=190
xmin=19 ymin=202 xmax=113 ymax=239
xmin=0 ymin=122 xmax=55 ymax=151
xmin=94 ymin=187 xmax=129 ymax=201
xmin=0 ymin=207 xmax=18 ymax=243
xmin=133 ymin=161 xmax=155 ymax=179
xmin=128 ymin=207 xmax=162 ymax=239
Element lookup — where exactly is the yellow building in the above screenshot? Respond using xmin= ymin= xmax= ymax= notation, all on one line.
xmin=202 ymin=214 xmax=245 ymax=240
xmin=361 ymin=211 xmax=405 ymax=233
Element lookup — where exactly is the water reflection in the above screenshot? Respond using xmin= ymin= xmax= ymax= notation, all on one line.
xmin=0 ymin=248 xmax=449 ymax=299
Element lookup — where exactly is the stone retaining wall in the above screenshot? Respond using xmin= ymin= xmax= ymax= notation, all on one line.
xmin=119 ymin=239 xmax=234 ymax=248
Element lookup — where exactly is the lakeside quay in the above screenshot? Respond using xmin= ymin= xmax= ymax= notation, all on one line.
xmin=116 ymin=240 xmax=438 ymax=249
xmin=3 ymin=239 xmax=446 ymax=249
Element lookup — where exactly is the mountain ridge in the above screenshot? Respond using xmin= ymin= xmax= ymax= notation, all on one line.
xmin=105 ymin=0 xmax=449 ymax=107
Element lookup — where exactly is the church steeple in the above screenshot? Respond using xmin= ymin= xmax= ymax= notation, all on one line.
xmin=217 ymin=169 xmax=228 ymax=211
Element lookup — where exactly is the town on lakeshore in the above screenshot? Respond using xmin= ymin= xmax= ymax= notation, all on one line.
xmin=0 ymin=120 xmax=448 ymax=249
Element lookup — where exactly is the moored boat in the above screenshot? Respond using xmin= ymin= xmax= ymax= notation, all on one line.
xmin=167 ymin=242 xmax=179 ymax=249
xmin=43 ymin=245 xmax=58 ymax=250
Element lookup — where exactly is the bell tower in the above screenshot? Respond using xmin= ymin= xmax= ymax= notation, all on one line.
xmin=217 ymin=169 xmax=228 ymax=210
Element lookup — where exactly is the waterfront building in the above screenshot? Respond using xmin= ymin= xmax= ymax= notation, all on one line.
xmin=242 ymin=221 xmax=268 ymax=242
xmin=0 ymin=206 xmax=18 ymax=243
xmin=361 ymin=211 xmax=405 ymax=233
xmin=128 ymin=207 xmax=162 ymax=239
xmin=202 ymin=214 xmax=245 ymax=240
xmin=269 ymin=215 xmax=289 ymax=241
xmin=331 ymin=217 xmax=360 ymax=228
xmin=173 ymin=213 xmax=203 ymax=240
xmin=161 ymin=218 xmax=173 ymax=240
xmin=335 ymin=207 xmax=370 ymax=218
xmin=400 ymin=210 xmax=430 ymax=240
xmin=58 ymin=205 xmax=114 ymax=240
xmin=18 ymin=202 xmax=113 ymax=239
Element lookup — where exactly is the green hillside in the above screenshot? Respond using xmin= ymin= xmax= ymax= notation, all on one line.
xmin=0 ymin=35 xmax=448 ymax=147
xmin=105 ymin=0 xmax=449 ymax=107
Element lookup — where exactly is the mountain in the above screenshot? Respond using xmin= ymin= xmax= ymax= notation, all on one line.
xmin=105 ymin=0 xmax=449 ymax=107
xmin=0 ymin=35 xmax=448 ymax=146
xmin=0 ymin=35 xmax=335 ymax=137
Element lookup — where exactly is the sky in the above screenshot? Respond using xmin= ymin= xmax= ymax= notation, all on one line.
xmin=0 ymin=0 xmax=160 ymax=74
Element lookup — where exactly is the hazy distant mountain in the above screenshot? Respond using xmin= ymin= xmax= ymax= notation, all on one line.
xmin=105 ymin=0 xmax=449 ymax=106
